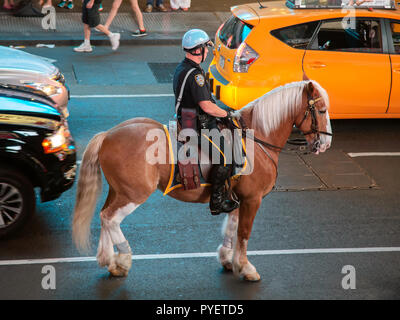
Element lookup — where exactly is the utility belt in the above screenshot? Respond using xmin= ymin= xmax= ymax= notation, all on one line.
xmin=179 ymin=108 xmax=214 ymax=132
xmin=198 ymin=113 xmax=211 ymax=130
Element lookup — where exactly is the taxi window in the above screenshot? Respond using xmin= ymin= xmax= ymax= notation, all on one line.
xmin=219 ymin=16 xmax=253 ymax=49
xmin=390 ymin=21 xmax=400 ymax=54
xmin=286 ymin=0 xmax=396 ymax=9
xmin=270 ymin=21 xmax=319 ymax=49
xmin=309 ymin=18 xmax=383 ymax=53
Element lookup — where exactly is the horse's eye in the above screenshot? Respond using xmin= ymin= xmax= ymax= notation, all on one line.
xmin=318 ymin=110 xmax=327 ymax=115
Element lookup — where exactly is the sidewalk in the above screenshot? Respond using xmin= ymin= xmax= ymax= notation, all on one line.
xmin=0 ymin=0 xmax=255 ymax=46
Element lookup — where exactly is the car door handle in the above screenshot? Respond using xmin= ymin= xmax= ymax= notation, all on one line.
xmin=393 ymin=68 xmax=400 ymax=74
xmin=307 ymin=62 xmax=327 ymax=69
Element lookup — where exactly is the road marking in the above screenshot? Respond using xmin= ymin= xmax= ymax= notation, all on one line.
xmin=70 ymin=94 xmax=174 ymax=99
xmin=1 ymin=247 xmax=400 ymax=266
xmin=348 ymin=152 xmax=400 ymax=158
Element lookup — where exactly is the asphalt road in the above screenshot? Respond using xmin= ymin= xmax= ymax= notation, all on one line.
xmin=0 ymin=45 xmax=400 ymax=302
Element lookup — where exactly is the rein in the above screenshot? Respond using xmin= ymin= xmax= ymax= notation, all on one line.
xmin=234 ymin=117 xmax=307 ymax=155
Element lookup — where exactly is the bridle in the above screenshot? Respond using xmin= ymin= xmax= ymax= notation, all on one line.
xmin=296 ymin=93 xmax=333 ymax=138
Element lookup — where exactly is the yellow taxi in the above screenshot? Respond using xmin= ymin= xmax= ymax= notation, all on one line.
xmin=208 ymin=0 xmax=400 ymax=118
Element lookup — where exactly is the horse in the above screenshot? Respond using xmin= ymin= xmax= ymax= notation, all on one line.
xmin=72 ymin=80 xmax=332 ymax=281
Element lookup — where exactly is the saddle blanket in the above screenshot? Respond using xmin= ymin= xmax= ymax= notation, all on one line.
xmin=162 ymin=120 xmax=249 ymax=195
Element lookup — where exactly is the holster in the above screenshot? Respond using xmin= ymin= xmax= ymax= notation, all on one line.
xmin=181 ymin=108 xmax=198 ymax=132
xmin=178 ymin=159 xmax=201 ymax=190
xmin=178 ymin=107 xmax=201 ymax=191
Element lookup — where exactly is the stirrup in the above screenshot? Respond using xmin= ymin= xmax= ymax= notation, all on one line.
xmin=210 ymin=197 xmax=239 ymax=215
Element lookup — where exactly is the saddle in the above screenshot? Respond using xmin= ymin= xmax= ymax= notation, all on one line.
xmin=162 ymin=118 xmax=248 ymax=195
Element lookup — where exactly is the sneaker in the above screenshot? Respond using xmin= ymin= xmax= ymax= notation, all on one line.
xmin=57 ymin=0 xmax=66 ymax=8
xmin=155 ymin=4 xmax=167 ymax=12
xmin=132 ymin=29 xmax=147 ymax=37
xmin=66 ymin=1 xmax=74 ymax=9
xmin=144 ymin=4 xmax=152 ymax=12
xmin=98 ymin=3 xmax=103 ymax=11
xmin=182 ymin=7 xmax=189 ymax=11
xmin=73 ymin=42 xmax=92 ymax=52
xmin=109 ymin=33 xmax=120 ymax=51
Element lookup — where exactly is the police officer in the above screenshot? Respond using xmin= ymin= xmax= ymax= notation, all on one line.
xmin=173 ymin=29 xmax=239 ymax=215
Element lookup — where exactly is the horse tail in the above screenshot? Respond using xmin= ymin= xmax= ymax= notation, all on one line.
xmin=72 ymin=131 xmax=107 ymax=253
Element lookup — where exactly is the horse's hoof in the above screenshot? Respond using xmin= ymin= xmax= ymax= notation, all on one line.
xmin=243 ymin=272 xmax=261 ymax=282
xmin=108 ymin=265 xmax=129 ymax=277
xmin=222 ymin=263 xmax=233 ymax=272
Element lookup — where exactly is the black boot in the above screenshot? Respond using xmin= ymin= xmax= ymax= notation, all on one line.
xmin=209 ymin=165 xmax=239 ymax=215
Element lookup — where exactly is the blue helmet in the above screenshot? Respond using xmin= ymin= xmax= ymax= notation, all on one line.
xmin=182 ymin=29 xmax=214 ymax=52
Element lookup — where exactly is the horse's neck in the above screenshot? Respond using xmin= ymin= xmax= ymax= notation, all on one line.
xmin=241 ymin=108 xmax=294 ymax=152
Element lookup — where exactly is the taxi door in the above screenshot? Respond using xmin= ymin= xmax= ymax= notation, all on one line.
xmin=387 ymin=20 xmax=400 ymax=114
xmin=303 ymin=18 xmax=391 ymax=116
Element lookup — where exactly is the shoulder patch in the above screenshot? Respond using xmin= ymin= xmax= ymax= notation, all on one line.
xmin=194 ymin=74 xmax=205 ymax=87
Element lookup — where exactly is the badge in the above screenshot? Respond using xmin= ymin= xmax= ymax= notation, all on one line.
xmin=195 ymin=74 xmax=205 ymax=87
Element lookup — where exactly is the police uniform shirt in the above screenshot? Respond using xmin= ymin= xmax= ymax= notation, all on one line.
xmin=173 ymin=58 xmax=215 ymax=120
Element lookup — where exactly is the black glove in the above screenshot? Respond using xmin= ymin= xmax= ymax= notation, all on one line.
xmin=221 ymin=110 xmax=234 ymax=128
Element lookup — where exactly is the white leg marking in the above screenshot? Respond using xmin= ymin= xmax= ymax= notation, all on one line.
xmin=99 ymin=203 xmax=138 ymax=276
xmin=217 ymin=214 xmax=238 ymax=270
xmin=96 ymin=226 xmax=114 ymax=267
xmin=104 ymin=203 xmax=138 ymax=246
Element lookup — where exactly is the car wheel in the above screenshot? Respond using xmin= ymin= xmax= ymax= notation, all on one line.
xmin=0 ymin=167 xmax=35 ymax=239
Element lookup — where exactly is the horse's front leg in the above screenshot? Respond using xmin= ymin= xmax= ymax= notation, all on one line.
xmin=232 ymin=198 xmax=261 ymax=281
xmin=217 ymin=209 xmax=239 ymax=271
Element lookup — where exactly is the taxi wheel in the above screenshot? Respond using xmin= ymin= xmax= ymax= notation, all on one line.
xmin=0 ymin=167 xmax=35 ymax=239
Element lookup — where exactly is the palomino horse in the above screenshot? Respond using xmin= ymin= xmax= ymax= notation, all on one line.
xmin=72 ymin=80 xmax=332 ymax=281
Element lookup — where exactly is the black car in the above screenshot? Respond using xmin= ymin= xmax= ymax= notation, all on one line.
xmin=0 ymin=86 xmax=76 ymax=238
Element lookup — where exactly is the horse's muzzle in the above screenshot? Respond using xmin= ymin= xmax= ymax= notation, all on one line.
xmin=310 ymin=138 xmax=331 ymax=154
xmin=311 ymin=139 xmax=321 ymax=154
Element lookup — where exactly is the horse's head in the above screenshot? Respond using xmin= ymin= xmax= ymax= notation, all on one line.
xmin=295 ymin=81 xmax=332 ymax=154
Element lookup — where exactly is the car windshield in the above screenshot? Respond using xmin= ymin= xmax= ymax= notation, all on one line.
xmin=219 ymin=16 xmax=253 ymax=49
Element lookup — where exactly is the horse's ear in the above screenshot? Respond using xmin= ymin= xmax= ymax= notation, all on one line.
xmin=306 ymin=81 xmax=314 ymax=95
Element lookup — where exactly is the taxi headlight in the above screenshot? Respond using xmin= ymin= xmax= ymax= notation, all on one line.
xmin=51 ymin=72 xmax=66 ymax=85
xmin=21 ymin=81 xmax=62 ymax=97
xmin=42 ymin=125 xmax=69 ymax=154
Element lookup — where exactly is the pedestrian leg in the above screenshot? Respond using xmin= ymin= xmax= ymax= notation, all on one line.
xmin=129 ymin=0 xmax=146 ymax=31
xmin=104 ymin=0 xmax=123 ymax=30
xmin=95 ymin=24 xmax=121 ymax=51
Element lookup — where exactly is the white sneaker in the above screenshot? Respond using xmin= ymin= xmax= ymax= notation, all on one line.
xmin=109 ymin=33 xmax=120 ymax=51
xmin=73 ymin=42 xmax=92 ymax=52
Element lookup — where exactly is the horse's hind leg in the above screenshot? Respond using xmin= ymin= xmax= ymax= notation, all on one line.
xmin=96 ymin=191 xmax=140 ymax=277
xmin=217 ymin=209 xmax=238 ymax=271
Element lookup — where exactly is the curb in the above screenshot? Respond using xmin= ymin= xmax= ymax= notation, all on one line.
xmin=0 ymin=38 xmax=183 ymax=47
xmin=0 ymin=33 xmax=217 ymax=47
